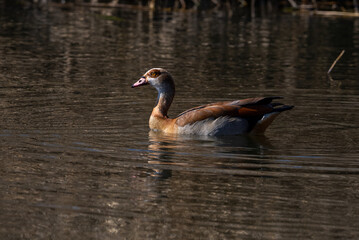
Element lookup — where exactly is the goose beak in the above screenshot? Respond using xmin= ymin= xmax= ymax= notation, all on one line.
xmin=132 ymin=76 xmax=148 ymax=88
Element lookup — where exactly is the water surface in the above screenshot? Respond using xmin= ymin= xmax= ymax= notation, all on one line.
xmin=0 ymin=5 xmax=359 ymax=239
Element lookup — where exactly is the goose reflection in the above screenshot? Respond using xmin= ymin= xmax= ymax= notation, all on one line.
xmin=147 ymin=131 xmax=273 ymax=179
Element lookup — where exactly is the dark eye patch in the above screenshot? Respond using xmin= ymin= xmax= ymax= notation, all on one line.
xmin=150 ymin=70 xmax=161 ymax=78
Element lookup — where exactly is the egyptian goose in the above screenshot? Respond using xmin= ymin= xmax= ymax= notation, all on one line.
xmin=132 ymin=68 xmax=293 ymax=136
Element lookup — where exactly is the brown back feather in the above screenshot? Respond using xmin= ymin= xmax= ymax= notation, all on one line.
xmin=175 ymin=97 xmax=277 ymax=127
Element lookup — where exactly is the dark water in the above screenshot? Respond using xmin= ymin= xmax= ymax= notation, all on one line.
xmin=1 ymin=4 xmax=359 ymax=239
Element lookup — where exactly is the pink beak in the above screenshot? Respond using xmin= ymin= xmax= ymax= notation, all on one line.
xmin=132 ymin=76 xmax=148 ymax=88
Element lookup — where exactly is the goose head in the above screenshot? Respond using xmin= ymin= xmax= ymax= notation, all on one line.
xmin=132 ymin=68 xmax=175 ymax=94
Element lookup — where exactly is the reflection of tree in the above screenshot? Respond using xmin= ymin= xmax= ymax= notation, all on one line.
xmin=45 ymin=0 xmax=359 ymax=12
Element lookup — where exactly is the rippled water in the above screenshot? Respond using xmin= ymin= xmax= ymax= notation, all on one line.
xmin=1 ymin=4 xmax=359 ymax=239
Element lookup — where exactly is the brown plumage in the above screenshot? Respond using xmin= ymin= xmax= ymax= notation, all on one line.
xmin=132 ymin=68 xmax=293 ymax=136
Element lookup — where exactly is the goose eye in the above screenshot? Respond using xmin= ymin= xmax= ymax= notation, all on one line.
xmin=150 ymin=71 xmax=160 ymax=78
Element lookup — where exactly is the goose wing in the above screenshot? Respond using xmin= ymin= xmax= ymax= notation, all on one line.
xmin=175 ymin=97 xmax=281 ymax=127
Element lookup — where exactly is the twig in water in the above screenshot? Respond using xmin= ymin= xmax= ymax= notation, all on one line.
xmin=327 ymin=50 xmax=345 ymax=75
xmin=287 ymin=0 xmax=298 ymax=8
